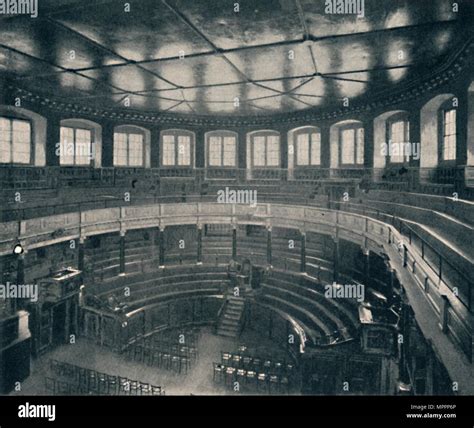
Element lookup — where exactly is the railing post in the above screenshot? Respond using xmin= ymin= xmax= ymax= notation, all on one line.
xmin=403 ymin=245 xmax=408 ymax=268
xmin=439 ymin=295 xmax=449 ymax=333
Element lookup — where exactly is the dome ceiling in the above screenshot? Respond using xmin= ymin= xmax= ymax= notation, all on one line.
xmin=0 ymin=0 xmax=471 ymax=117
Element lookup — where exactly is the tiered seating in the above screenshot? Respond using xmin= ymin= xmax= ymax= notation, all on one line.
xmin=47 ymin=359 xmax=164 ymax=395
xmin=94 ymin=266 xmax=229 ymax=309
xmin=259 ymin=270 xmax=359 ymax=347
xmin=212 ymin=347 xmax=296 ymax=394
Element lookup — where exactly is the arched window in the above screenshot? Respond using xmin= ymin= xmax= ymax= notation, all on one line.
xmin=160 ymin=129 xmax=194 ymax=167
xmin=59 ymin=119 xmax=99 ymax=166
xmin=0 ymin=116 xmax=31 ymax=164
xmin=114 ymin=126 xmax=146 ymax=167
xmin=249 ymin=130 xmax=280 ymax=167
xmin=440 ymin=105 xmax=456 ymax=162
xmin=387 ymin=113 xmax=410 ymax=164
xmin=206 ymin=131 xmax=237 ymax=167
xmin=339 ymin=124 xmax=364 ymax=166
xmin=293 ymin=127 xmax=321 ymax=166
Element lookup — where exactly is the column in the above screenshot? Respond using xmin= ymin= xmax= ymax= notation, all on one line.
xmin=266 ymin=226 xmax=272 ymax=266
xmin=197 ymin=224 xmax=203 ymax=264
xmin=78 ymin=237 xmax=85 ymax=272
xmin=119 ymin=231 xmax=126 ymax=275
xmin=232 ymin=226 xmax=237 ymax=260
xmin=101 ymin=121 xmax=115 ymax=167
xmin=45 ymin=114 xmax=61 ymax=166
xmin=159 ymin=226 xmax=165 ymax=267
xmin=300 ymin=230 xmax=306 ymax=273
xmin=150 ymin=127 xmax=161 ymax=168
xmin=332 ymin=238 xmax=339 ymax=282
xmin=363 ymin=248 xmax=370 ymax=285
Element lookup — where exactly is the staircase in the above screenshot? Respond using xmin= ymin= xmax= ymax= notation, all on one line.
xmin=216 ymin=296 xmax=245 ymax=338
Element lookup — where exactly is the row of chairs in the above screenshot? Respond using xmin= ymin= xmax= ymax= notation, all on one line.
xmin=49 ymin=359 xmax=164 ymax=396
xmin=221 ymin=351 xmax=295 ymax=376
xmin=124 ymin=343 xmax=193 ymax=375
xmin=212 ymin=363 xmax=290 ymax=394
xmin=131 ymin=340 xmax=198 ymax=362
xmin=150 ymin=327 xmax=200 ymax=347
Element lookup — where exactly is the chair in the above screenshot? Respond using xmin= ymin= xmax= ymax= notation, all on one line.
xmin=269 ymin=375 xmax=279 ymax=393
xmin=88 ymin=370 xmax=98 ymax=393
xmin=171 ymin=355 xmax=181 ymax=373
xmin=151 ymin=385 xmax=162 ymax=396
xmin=213 ymin=363 xmax=225 ymax=383
xmin=107 ymin=375 xmax=118 ymax=395
xmin=98 ymin=372 xmax=108 ymax=395
xmin=279 ymin=376 xmax=290 ymax=394
xmin=232 ymin=354 xmax=242 ymax=368
xmin=225 ymin=367 xmax=236 ymax=386
xmin=236 ymin=369 xmax=246 ymax=389
xmin=242 ymin=356 xmax=252 ymax=369
xmin=246 ymin=370 xmax=257 ymax=388
xmin=139 ymin=382 xmax=151 ymax=396
xmin=180 ymin=357 xmax=191 ymax=375
xmin=45 ymin=377 xmax=56 ymax=394
xmin=252 ymin=358 xmax=262 ymax=372
xmin=119 ymin=377 xmax=130 ymax=395
xmin=161 ymin=353 xmax=171 ymax=370
xmin=263 ymin=359 xmax=272 ymax=373
xmin=257 ymin=373 xmax=268 ymax=391
xmin=221 ymin=352 xmax=232 ymax=365
xmin=129 ymin=379 xmax=139 ymax=396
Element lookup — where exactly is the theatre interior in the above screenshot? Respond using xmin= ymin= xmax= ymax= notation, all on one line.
xmin=0 ymin=0 xmax=473 ymax=396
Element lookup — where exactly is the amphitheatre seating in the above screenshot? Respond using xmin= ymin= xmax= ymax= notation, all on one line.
xmin=258 ymin=270 xmax=359 ymax=347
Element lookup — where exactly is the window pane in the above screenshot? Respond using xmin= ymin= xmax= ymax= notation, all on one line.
xmin=0 ymin=118 xmax=12 ymax=163
xmin=114 ymin=133 xmax=128 ymax=166
xmin=310 ymin=132 xmax=321 ymax=165
xmin=177 ymin=135 xmax=191 ymax=166
xmin=356 ymin=128 xmax=364 ymax=165
xmin=266 ymin=135 xmax=280 ymax=166
xmin=162 ymin=135 xmax=175 ymax=166
xmin=390 ymin=121 xmax=405 ymax=163
xmin=223 ymin=136 xmax=236 ymax=166
xmin=60 ymin=127 xmax=74 ymax=165
xmin=296 ymin=133 xmax=309 ymax=166
xmin=129 ymin=134 xmax=143 ymax=167
xmin=253 ymin=136 xmax=266 ymax=167
xmin=208 ymin=136 xmax=222 ymax=166
xmin=341 ymin=129 xmax=355 ymax=164
xmin=75 ymin=129 xmax=92 ymax=165
xmin=11 ymin=120 xmax=31 ymax=164
xmin=443 ymin=110 xmax=456 ymax=160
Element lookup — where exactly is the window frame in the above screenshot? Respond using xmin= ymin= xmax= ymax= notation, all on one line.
xmin=113 ymin=130 xmax=145 ymax=168
xmin=439 ymin=107 xmax=457 ymax=164
xmin=0 ymin=115 xmax=33 ymax=165
xmin=205 ymin=130 xmax=238 ymax=168
xmin=386 ymin=113 xmax=411 ymax=165
xmin=294 ymin=127 xmax=322 ymax=167
xmin=59 ymin=125 xmax=94 ymax=167
xmin=338 ymin=124 xmax=364 ymax=167
xmin=249 ymin=131 xmax=281 ymax=168
xmin=160 ymin=129 xmax=195 ymax=168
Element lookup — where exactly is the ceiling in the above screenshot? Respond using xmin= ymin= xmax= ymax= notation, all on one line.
xmin=0 ymin=0 xmax=472 ymax=117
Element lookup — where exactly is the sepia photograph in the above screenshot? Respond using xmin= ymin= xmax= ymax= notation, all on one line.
xmin=0 ymin=0 xmax=472 ymax=425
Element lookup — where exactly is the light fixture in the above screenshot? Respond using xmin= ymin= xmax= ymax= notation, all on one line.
xmin=13 ymin=243 xmax=24 ymax=255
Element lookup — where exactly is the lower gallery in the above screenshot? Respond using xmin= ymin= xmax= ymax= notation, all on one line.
xmin=0 ymin=0 xmax=473 ymax=398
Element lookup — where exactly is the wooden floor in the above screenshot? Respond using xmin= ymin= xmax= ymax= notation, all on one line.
xmin=11 ymin=326 xmax=298 ymax=396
